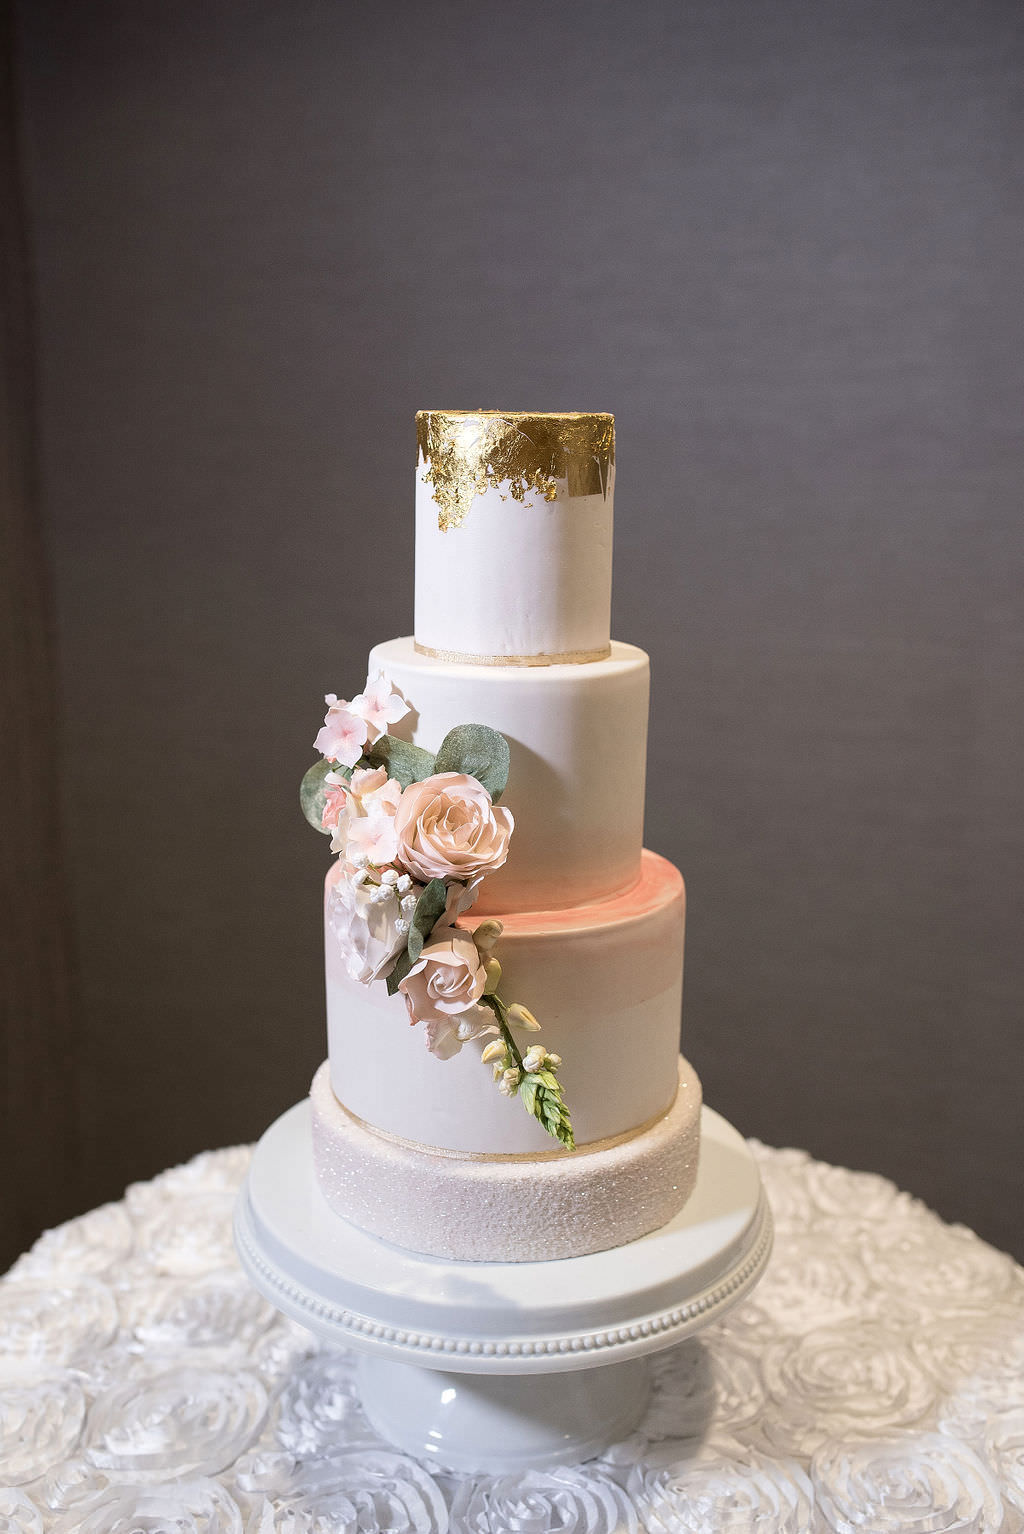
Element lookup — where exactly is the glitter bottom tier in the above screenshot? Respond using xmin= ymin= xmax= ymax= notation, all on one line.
xmin=309 ymin=1057 xmax=702 ymax=1262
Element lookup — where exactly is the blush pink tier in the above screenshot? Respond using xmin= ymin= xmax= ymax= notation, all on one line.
xmin=311 ymin=1057 xmax=702 ymax=1262
xmin=326 ymin=850 xmax=690 ymax=1156
xmin=317 ymin=848 xmax=701 ymax=1260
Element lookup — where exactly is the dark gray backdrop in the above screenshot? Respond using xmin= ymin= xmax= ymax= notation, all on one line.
xmin=8 ymin=0 xmax=1023 ymax=1263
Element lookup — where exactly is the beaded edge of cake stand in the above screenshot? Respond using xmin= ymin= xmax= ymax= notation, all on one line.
xmin=233 ymin=1189 xmax=773 ymax=1367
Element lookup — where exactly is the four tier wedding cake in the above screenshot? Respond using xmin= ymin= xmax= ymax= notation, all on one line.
xmin=301 ymin=411 xmax=702 ymax=1262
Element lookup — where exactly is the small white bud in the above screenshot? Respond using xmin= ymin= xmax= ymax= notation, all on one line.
xmin=396 ymin=874 xmax=413 ymax=893
xmin=545 ymin=1052 xmax=562 ymax=1068
xmin=394 ymin=918 xmax=409 ymax=937
xmin=400 ymin=893 xmax=418 ymax=918
xmin=507 ymin=1003 xmax=541 ymax=1031
xmin=493 ymin=1063 xmax=506 ymax=1084
xmin=349 ymin=850 xmax=368 ymax=869
xmin=522 ymin=1046 xmax=547 ymax=1074
xmin=498 ymin=1076 xmax=517 ymax=1096
xmin=472 ymin=918 xmax=504 ymax=954
xmin=380 ymin=868 xmax=399 ymax=884
xmin=481 ymin=1040 xmax=505 ymax=1064
xmin=483 ymin=957 xmax=502 ymax=994
xmin=502 ymin=1067 xmax=521 ymax=1089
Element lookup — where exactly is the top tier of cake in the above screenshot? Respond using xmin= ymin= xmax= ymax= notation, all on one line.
xmin=414 ymin=410 xmax=615 ymax=664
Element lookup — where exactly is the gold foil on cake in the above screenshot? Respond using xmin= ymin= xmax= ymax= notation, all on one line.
xmin=413 ymin=639 xmax=612 ymax=667
xmin=416 ymin=410 xmax=615 ymax=531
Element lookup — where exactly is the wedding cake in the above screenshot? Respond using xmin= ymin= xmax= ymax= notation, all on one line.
xmin=302 ymin=411 xmax=702 ymax=1262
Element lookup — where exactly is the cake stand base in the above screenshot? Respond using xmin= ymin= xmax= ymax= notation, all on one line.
xmin=356 ymin=1353 xmax=650 ymax=1472
xmin=234 ymin=1100 xmax=771 ymax=1472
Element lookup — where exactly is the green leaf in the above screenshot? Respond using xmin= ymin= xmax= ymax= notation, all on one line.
xmin=433 ymin=723 xmax=510 ymax=801
xmin=407 ymin=878 xmax=448 ymax=963
xmin=361 ymin=734 xmax=436 ymax=789
xmin=386 ymin=947 xmax=414 ymax=996
xmin=519 ymin=1071 xmax=575 ymax=1151
xmin=300 ymin=758 xmax=343 ymax=833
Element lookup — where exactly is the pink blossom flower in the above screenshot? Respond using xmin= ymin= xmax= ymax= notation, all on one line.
xmin=346 ymin=812 xmax=399 ymax=867
xmin=314 ymin=695 xmax=368 ymax=768
xmin=349 ymin=671 xmax=409 ymax=744
xmin=339 ymin=767 xmax=405 ymax=868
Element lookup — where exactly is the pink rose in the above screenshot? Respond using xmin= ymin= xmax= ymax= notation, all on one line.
xmin=394 ymin=773 xmax=513 ymax=884
xmin=320 ymin=774 xmax=349 ymax=833
xmin=399 ymin=928 xmax=488 ymax=1033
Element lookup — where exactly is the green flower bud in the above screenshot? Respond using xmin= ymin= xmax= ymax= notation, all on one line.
xmin=472 ymin=918 xmax=504 ymax=955
xmin=507 ymin=1002 xmax=541 ymax=1031
xmin=483 ymin=957 xmax=502 ymax=993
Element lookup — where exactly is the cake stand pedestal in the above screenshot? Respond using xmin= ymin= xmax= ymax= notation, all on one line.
xmin=234 ymin=1100 xmax=772 ymax=1473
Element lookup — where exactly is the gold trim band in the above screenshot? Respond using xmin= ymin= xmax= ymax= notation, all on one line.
xmin=413 ymin=639 xmax=612 ymax=668
xmin=338 ymin=1095 xmax=674 ymax=1163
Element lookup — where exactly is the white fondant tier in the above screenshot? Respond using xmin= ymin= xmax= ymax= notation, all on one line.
xmin=310 ymin=1055 xmax=702 ymax=1261
xmin=415 ymin=474 xmax=614 ymax=662
xmin=367 ymin=636 xmax=649 ymax=913
xmin=326 ymin=849 xmax=686 ymax=1155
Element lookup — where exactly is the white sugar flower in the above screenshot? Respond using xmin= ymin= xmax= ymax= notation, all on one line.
xmin=422 ymin=1006 xmax=498 ymax=1060
xmin=522 ymin=1046 xmax=547 ymax=1074
xmin=327 ymin=869 xmax=421 ymax=985
xmin=348 ymin=670 xmax=409 ymax=743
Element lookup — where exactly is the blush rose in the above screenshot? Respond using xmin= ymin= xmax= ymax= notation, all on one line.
xmin=398 ymin=928 xmax=488 ymax=1033
xmin=394 ymin=772 xmax=513 ymax=885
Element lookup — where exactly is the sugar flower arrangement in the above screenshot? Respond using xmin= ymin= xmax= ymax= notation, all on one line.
xmin=301 ymin=673 xmax=575 ymax=1149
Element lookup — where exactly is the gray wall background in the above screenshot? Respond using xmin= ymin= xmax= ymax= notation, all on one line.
xmin=10 ymin=0 xmax=1023 ymax=1260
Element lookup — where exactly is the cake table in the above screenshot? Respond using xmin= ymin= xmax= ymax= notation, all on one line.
xmin=3 ymin=1139 xmax=1024 ymax=1531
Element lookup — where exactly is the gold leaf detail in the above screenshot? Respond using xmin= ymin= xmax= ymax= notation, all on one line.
xmin=416 ymin=410 xmax=615 ymax=531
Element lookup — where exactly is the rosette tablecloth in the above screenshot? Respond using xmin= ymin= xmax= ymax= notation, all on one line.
xmin=2 ymin=1143 xmax=1023 ymax=1532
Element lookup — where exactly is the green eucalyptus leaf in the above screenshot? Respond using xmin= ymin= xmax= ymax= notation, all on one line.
xmin=433 ymin=723 xmax=510 ymax=801
xmin=300 ymin=758 xmax=337 ymax=833
xmin=386 ymin=947 xmax=414 ymax=996
xmin=361 ymin=735 xmax=436 ymax=789
xmin=407 ymin=878 xmax=448 ymax=963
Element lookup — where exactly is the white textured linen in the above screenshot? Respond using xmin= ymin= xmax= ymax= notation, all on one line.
xmin=2 ymin=1142 xmax=1023 ymax=1531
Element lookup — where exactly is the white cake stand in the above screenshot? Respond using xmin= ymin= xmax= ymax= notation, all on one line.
xmin=234 ymin=1100 xmax=772 ymax=1473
